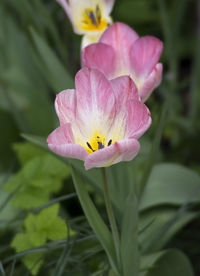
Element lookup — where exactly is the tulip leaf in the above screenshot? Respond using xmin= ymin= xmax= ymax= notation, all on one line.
xmin=139 ymin=163 xmax=200 ymax=210
xmin=70 ymin=166 xmax=119 ymax=275
xmin=30 ymin=28 xmax=74 ymax=92
xmin=121 ymin=189 xmax=139 ymax=276
xmin=139 ymin=206 xmax=198 ymax=253
xmin=140 ymin=249 xmax=194 ymax=276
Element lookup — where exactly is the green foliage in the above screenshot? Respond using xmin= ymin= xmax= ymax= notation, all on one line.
xmin=70 ymin=167 xmax=119 ymax=275
xmin=4 ymin=142 xmax=70 ymax=209
xmin=11 ymin=204 xmax=72 ymax=275
xmin=121 ymin=190 xmax=139 ymax=276
xmin=139 ymin=163 xmax=200 ymax=210
xmin=140 ymin=249 xmax=194 ymax=276
xmin=30 ymin=28 xmax=74 ymax=92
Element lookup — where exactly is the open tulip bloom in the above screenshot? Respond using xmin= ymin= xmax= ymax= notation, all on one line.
xmin=47 ymin=67 xmax=151 ymax=170
xmin=56 ymin=0 xmax=115 ymax=47
xmin=82 ymin=22 xmax=163 ymax=102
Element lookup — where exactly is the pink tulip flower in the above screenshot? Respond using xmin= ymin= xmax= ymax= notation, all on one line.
xmin=56 ymin=0 xmax=115 ymax=48
xmin=82 ymin=22 xmax=163 ymax=102
xmin=47 ymin=68 xmax=151 ymax=170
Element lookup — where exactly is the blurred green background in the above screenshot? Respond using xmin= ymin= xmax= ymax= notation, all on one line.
xmin=0 ymin=0 xmax=200 ymax=275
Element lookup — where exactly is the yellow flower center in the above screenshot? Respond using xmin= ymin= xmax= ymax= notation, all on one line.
xmin=83 ymin=132 xmax=113 ymax=154
xmin=80 ymin=5 xmax=108 ymax=31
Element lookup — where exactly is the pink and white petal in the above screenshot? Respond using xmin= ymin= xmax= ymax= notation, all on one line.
xmin=75 ymin=68 xmax=116 ymax=134
xmin=110 ymin=76 xmax=139 ymax=112
xmin=47 ymin=124 xmax=88 ymax=160
xmin=100 ymin=22 xmax=139 ymax=75
xmin=103 ymin=0 xmax=115 ymax=14
xmin=82 ymin=43 xmax=116 ymax=78
xmin=84 ymin=139 xmax=140 ymax=170
xmin=125 ymin=100 xmax=151 ymax=139
xmin=139 ymin=63 xmax=163 ymax=102
xmin=131 ymin=36 xmax=163 ymax=79
xmin=47 ymin=123 xmax=74 ymax=144
xmin=55 ymin=89 xmax=76 ymax=125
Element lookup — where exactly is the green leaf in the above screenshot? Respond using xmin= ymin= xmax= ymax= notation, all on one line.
xmin=37 ymin=203 xmax=59 ymax=229
xmin=0 ymin=189 xmax=18 ymax=227
xmin=121 ymin=190 xmax=139 ymax=276
xmin=0 ymin=12 xmax=54 ymax=135
xmin=4 ymin=153 xmax=69 ymax=209
xmin=11 ymin=204 xmax=69 ymax=275
xmin=70 ymin=166 xmax=119 ymax=275
xmin=139 ymin=163 xmax=200 ymax=210
xmin=11 ymin=233 xmax=32 ymax=252
xmin=139 ymin=207 xmax=198 ymax=253
xmin=30 ymin=28 xmax=74 ymax=92
xmin=13 ymin=142 xmax=45 ymax=165
xmin=46 ymin=217 xmax=68 ymax=241
xmin=140 ymin=249 xmax=194 ymax=276
xmin=23 ymin=253 xmax=44 ymax=276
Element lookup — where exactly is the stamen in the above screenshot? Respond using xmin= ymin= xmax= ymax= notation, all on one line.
xmin=98 ymin=142 xmax=104 ymax=150
xmin=88 ymin=11 xmax=98 ymax=26
xmin=96 ymin=5 xmax=101 ymax=24
xmin=87 ymin=142 xmax=95 ymax=152
xmin=108 ymin=139 xmax=112 ymax=146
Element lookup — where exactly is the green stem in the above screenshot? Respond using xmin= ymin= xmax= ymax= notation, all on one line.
xmin=101 ymin=168 xmax=121 ymax=273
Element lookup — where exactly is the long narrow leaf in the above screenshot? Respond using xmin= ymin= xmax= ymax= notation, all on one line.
xmin=121 ymin=190 xmax=139 ymax=276
xmin=30 ymin=28 xmax=74 ymax=92
xmin=70 ymin=166 xmax=119 ymax=275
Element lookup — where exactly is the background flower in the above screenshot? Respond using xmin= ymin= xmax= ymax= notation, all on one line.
xmin=82 ymin=22 xmax=163 ymax=101
xmin=56 ymin=0 xmax=115 ymax=47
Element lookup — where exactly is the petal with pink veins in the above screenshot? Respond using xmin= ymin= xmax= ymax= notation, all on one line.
xmin=55 ymin=89 xmax=76 ymax=125
xmin=100 ymin=22 xmax=139 ymax=75
xmin=75 ymin=68 xmax=116 ymax=135
xmin=82 ymin=43 xmax=116 ymax=78
xmin=47 ymin=123 xmax=88 ymax=160
xmin=84 ymin=139 xmax=140 ymax=170
xmin=130 ymin=36 xmax=163 ymax=79
xmin=139 ymin=63 xmax=163 ymax=102
xmin=125 ymin=101 xmax=151 ymax=139
xmin=110 ymin=75 xmax=139 ymax=112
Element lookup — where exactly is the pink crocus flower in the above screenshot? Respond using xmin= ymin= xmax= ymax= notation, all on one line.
xmin=82 ymin=22 xmax=163 ymax=102
xmin=56 ymin=0 xmax=115 ymax=48
xmin=47 ymin=68 xmax=151 ymax=170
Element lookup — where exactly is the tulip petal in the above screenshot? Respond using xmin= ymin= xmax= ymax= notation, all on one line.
xmin=110 ymin=75 xmax=139 ymax=111
xmin=131 ymin=36 xmax=163 ymax=79
xmin=125 ymin=101 xmax=151 ymax=139
xmin=75 ymin=67 xmax=116 ymax=136
xmin=82 ymin=43 xmax=116 ymax=78
xmin=84 ymin=139 xmax=140 ymax=170
xmin=47 ymin=123 xmax=88 ymax=160
xmin=104 ymin=0 xmax=115 ymax=14
xmin=139 ymin=63 xmax=163 ymax=102
xmin=55 ymin=89 xmax=76 ymax=125
xmin=100 ymin=22 xmax=139 ymax=76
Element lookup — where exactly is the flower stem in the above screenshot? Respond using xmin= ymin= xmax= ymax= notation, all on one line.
xmin=101 ymin=167 xmax=121 ymax=272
